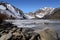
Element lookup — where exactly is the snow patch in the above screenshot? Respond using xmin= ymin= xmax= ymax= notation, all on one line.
xmin=0 ymin=5 xmax=6 ymax=10
xmin=25 ymin=14 xmax=35 ymax=19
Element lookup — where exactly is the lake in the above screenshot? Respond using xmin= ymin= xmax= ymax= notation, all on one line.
xmin=5 ymin=19 xmax=60 ymax=37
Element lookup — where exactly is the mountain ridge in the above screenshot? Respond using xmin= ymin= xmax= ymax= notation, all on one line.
xmin=0 ymin=1 xmax=60 ymax=19
xmin=0 ymin=1 xmax=26 ymax=20
xmin=26 ymin=7 xmax=55 ymax=19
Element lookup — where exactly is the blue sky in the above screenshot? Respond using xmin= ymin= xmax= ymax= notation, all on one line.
xmin=0 ymin=0 xmax=60 ymax=13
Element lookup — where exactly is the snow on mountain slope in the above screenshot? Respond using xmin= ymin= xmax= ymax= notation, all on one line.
xmin=43 ymin=8 xmax=60 ymax=19
xmin=35 ymin=7 xmax=55 ymax=18
xmin=0 ymin=2 xmax=26 ymax=19
xmin=26 ymin=7 xmax=55 ymax=19
xmin=0 ymin=2 xmax=56 ymax=19
xmin=25 ymin=14 xmax=35 ymax=19
xmin=0 ymin=5 xmax=6 ymax=10
xmin=25 ymin=12 xmax=35 ymax=19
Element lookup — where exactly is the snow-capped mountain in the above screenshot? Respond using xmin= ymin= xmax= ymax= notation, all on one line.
xmin=26 ymin=7 xmax=55 ymax=19
xmin=0 ymin=1 xmax=59 ymax=19
xmin=0 ymin=2 xmax=26 ymax=19
xmin=43 ymin=7 xmax=60 ymax=19
xmin=35 ymin=7 xmax=55 ymax=18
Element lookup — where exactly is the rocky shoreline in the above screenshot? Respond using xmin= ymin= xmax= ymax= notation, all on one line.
xmin=0 ymin=20 xmax=59 ymax=40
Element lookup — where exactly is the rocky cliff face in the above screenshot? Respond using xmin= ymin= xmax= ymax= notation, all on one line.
xmin=0 ymin=2 xmax=26 ymax=19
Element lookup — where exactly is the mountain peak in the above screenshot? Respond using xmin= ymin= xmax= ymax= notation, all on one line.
xmin=40 ymin=7 xmax=54 ymax=11
xmin=0 ymin=2 xmax=26 ymax=19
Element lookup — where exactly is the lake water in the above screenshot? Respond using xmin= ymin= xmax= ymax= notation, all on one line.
xmin=5 ymin=19 xmax=60 ymax=37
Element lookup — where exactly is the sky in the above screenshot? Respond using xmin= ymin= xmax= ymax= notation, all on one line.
xmin=0 ymin=0 xmax=60 ymax=13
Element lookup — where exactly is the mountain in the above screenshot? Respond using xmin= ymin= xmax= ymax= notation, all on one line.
xmin=35 ymin=7 xmax=55 ymax=18
xmin=43 ymin=8 xmax=60 ymax=19
xmin=0 ymin=1 xmax=26 ymax=20
xmin=25 ymin=12 xmax=35 ymax=19
xmin=0 ymin=2 xmax=60 ymax=19
xmin=26 ymin=7 xmax=55 ymax=19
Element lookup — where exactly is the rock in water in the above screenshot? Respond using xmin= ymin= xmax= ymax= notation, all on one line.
xmin=38 ymin=27 xmax=58 ymax=40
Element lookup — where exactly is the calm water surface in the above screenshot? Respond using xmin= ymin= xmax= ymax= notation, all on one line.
xmin=6 ymin=19 xmax=60 ymax=37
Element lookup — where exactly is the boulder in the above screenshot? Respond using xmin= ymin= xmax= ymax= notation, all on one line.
xmin=38 ymin=27 xmax=58 ymax=40
xmin=0 ymin=32 xmax=12 ymax=40
xmin=29 ymin=32 xmax=40 ymax=40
